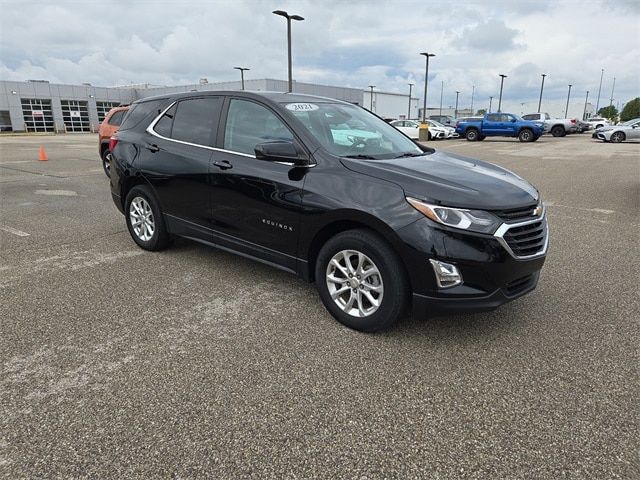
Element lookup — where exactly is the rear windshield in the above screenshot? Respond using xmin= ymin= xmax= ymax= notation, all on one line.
xmin=119 ymin=99 xmax=166 ymax=131
xmin=107 ymin=110 xmax=126 ymax=126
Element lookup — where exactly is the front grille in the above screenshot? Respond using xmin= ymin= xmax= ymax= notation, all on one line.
xmin=503 ymin=220 xmax=546 ymax=257
xmin=504 ymin=274 xmax=535 ymax=297
xmin=493 ymin=204 xmax=538 ymax=222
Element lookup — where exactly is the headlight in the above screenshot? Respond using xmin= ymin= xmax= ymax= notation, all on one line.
xmin=406 ymin=197 xmax=502 ymax=234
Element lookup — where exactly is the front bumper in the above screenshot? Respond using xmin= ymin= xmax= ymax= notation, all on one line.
xmin=396 ymin=214 xmax=548 ymax=318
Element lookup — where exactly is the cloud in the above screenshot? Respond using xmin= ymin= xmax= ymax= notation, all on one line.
xmin=455 ymin=19 xmax=522 ymax=52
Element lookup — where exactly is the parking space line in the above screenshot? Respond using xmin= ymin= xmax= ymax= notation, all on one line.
xmin=0 ymin=225 xmax=30 ymax=237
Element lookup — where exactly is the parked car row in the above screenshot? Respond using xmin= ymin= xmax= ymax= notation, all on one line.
xmin=389 ymin=119 xmax=457 ymax=140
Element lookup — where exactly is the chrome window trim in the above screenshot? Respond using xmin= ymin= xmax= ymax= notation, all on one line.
xmin=146 ymin=100 xmax=315 ymax=165
xmin=493 ymin=205 xmax=549 ymax=260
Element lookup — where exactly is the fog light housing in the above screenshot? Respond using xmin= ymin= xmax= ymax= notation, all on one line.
xmin=429 ymin=259 xmax=463 ymax=288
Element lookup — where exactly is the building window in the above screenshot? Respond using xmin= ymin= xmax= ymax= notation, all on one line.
xmin=0 ymin=110 xmax=12 ymax=132
xmin=61 ymin=99 xmax=90 ymax=132
xmin=96 ymin=101 xmax=121 ymax=123
xmin=21 ymin=98 xmax=55 ymax=132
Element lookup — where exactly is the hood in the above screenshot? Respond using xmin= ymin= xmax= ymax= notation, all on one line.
xmin=340 ymin=150 xmax=539 ymax=210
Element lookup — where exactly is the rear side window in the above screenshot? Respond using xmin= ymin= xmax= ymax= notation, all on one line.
xmin=486 ymin=114 xmax=501 ymax=122
xmin=170 ymin=97 xmax=222 ymax=146
xmin=522 ymin=114 xmax=538 ymax=121
xmin=107 ymin=110 xmax=125 ymax=126
xmin=119 ymin=99 xmax=165 ymax=131
xmin=224 ymin=99 xmax=293 ymax=155
xmin=153 ymin=104 xmax=176 ymax=138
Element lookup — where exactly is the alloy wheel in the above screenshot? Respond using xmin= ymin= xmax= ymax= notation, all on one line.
xmin=129 ymin=196 xmax=155 ymax=241
xmin=326 ymin=250 xmax=384 ymax=318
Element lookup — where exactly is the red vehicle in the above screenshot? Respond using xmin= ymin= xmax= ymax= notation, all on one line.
xmin=98 ymin=106 xmax=129 ymax=177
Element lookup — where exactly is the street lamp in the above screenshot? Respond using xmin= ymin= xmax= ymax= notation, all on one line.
xmin=489 ymin=96 xmax=493 ymax=113
xmin=497 ymin=74 xmax=507 ymax=112
xmin=582 ymin=90 xmax=590 ymax=120
xmin=234 ymin=67 xmax=250 ymax=90
xmin=272 ymin=10 xmax=304 ymax=93
xmin=565 ymin=84 xmax=572 ymax=118
xmin=439 ymin=80 xmax=444 ymax=116
xmin=609 ymin=77 xmax=616 ymax=110
xmin=368 ymin=85 xmax=375 ymax=111
xmin=595 ymin=68 xmax=604 ymax=113
xmin=407 ymin=83 xmax=414 ymax=119
xmin=470 ymin=85 xmax=475 ymax=114
xmin=419 ymin=52 xmax=435 ymax=122
xmin=538 ymin=73 xmax=546 ymax=112
xmin=454 ymin=91 xmax=460 ymax=119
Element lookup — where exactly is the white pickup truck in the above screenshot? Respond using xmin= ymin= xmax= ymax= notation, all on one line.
xmin=522 ymin=112 xmax=578 ymax=137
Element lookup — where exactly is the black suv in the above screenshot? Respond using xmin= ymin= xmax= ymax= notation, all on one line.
xmin=110 ymin=91 xmax=548 ymax=332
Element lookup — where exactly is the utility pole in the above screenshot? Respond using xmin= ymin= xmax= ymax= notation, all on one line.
xmin=489 ymin=96 xmax=493 ymax=113
xmin=407 ymin=83 xmax=414 ymax=119
xmin=582 ymin=90 xmax=589 ymax=120
xmin=233 ymin=67 xmax=250 ymax=90
xmin=439 ymin=80 xmax=443 ymax=116
xmin=565 ymin=84 xmax=572 ymax=118
xmin=609 ymin=76 xmax=616 ymax=110
xmin=272 ymin=10 xmax=304 ymax=93
xmin=368 ymin=85 xmax=375 ymax=112
xmin=470 ymin=85 xmax=475 ymax=114
xmin=419 ymin=52 xmax=435 ymax=123
xmin=454 ymin=91 xmax=460 ymax=119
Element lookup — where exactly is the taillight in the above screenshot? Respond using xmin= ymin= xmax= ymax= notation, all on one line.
xmin=570 ymin=119 xmax=576 ymax=124
xmin=108 ymin=135 xmax=118 ymax=151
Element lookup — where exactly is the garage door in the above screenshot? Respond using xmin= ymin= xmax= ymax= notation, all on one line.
xmin=96 ymin=101 xmax=121 ymax=123
xmin=61 ymin=100 xmax=90 ymax=132
xmin=21 ymin=98 xmax=55 ymax=132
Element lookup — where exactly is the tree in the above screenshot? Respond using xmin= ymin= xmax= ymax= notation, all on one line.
xmin=619 ymin=97 xmax=640 ymax=122
xmin=597 ymin=105 xmax=618 ymax=121
xmin=476 ymin=109 xmax=487 ymax=115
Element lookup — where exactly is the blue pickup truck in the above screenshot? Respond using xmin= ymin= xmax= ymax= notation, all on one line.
xmin=455 ymin=113 xmax=545 ymax=142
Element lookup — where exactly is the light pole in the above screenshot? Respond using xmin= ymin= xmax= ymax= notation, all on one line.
xmin=582 ymin=90 xmax=590 ymax=120
xmin=407 ymin=83 xmax=414 ymax=119
xmin=538 ymin=73 xmax=546 ymax=112
xmin=439 ymin=81 xmax=443 ymax=116
xmin=489 ymin=96 xmax=493 ymax=113
xmin=565 ymin=84 xmax=572 ymax=118
xmin=609 ymin=76 xmax=616 ymax=110
xmin=420 ymin=52 xmax=435 ymax=122
xmin=233 ymin=67 xmax=250 ymax=90
xmin=595 ymin=68 xmax=604 ymax=113
xmin=272 ymin=10 xmax=304 ymax=93
xmin=368 ymin=85 xmax=375 ymax=112
xmin=497 ymin=74 xmax=507 ymax=112
xmin=454 ymin=91 xmax=460 ymax=119
xmin=470 ymin=85 xmax=475 ymax=114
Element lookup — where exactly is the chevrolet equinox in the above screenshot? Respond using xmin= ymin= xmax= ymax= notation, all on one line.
xmin=109 ymin=91 xmax=548 ymax=332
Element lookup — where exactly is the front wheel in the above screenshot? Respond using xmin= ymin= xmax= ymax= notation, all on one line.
xmin=610 ymin=131 xmax=625 ymax=143
xmin=125 ymin=185 xmax=170 ymax=251
xmin=518 ymin=129 xmax=534 ymax=142
xmin=315 ymin=229 xmax=409 ymax=332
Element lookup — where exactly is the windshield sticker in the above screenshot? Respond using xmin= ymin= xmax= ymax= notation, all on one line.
xmin=285 ymin=103 xmax=319 ymax=112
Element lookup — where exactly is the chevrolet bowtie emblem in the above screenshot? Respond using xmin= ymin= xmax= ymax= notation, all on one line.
xmin=533 ymin=206 xmax=543 ymax=217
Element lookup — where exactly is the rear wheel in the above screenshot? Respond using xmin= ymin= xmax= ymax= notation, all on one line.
xmin=466 ymin=128 xmax=479 ymax=141
xmin=610 ymin=131 xmax=625 ymax=143
xmin=551 ymin=125 xmax=565 ymax=137
xmin=315 ymin=229 xmax=409 ymax=332
xmin=101 ymin=149 xmax=112 ymax=178
xmin=125 ymin=185 xmax=170 ymax=251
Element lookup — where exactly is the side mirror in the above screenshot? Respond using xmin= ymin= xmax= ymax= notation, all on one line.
xmin=254 ymin=141 xmax=309 ymax=166
xmin=511 ymin=118 xmax=517 ymax=123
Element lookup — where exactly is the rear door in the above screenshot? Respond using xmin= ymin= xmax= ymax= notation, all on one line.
xmin=142 ymin=96 xmax=223 ymax=237
xmin=207 ymin=97 xmax=308 ymax=270
xmin=483 ymin=114 xmax=502 ymax=135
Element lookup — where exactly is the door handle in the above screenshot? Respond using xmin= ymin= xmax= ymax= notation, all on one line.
xmin=213 ymin=160 xmax=233 ymax=170
xmin=145 ymin=143 xmax=160 ymax=153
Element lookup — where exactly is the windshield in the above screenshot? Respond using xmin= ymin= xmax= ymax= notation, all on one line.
xmin=428 ymin=119 xmax=446 ymax=128
xmin=622 ymin=118 xmax=639 ymax=126
xmin=283 ymin=102 xmax=424 ymax=159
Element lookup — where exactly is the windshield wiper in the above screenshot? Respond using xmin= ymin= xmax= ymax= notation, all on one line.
xmin=396 ymin=152 xmax=424 ymax=158
xmin=342 ymin=154 xmax=378 ymax=159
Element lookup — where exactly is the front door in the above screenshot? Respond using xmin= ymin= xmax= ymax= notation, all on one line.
xmin=208 ymin=98 xmax=308 ymax=270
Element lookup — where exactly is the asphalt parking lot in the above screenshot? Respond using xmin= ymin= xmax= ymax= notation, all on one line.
xmin=1 ymin=133 xmax=638 ymax=479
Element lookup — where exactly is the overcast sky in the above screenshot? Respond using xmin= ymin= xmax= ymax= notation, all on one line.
xmin=1 ymin=0 xmax=639 ymax=117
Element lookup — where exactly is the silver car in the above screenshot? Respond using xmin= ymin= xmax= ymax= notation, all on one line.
xmin=594 ymin=118 xmax=640 ymax=143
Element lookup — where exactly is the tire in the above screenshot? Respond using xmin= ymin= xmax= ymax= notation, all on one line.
xmin=124 ymin=185 xmax=170 ymax=251
xmin=610 ymin=131 xmax=625 ymax=143
xmin=550 ymin=125 xmax=565 ymax=137
xmin=427 ymin=131 xmax=432 ymax=141
xmin=315 ymin=229 xmax=409 ymax=332
xmin=478 ymin=135 xmax=486 ymax=141
xmin=101 ymin=148 xmax=112 ymax=178
xmin=465 ymin=128 xmax=479 ymax=141
xmin=532 ymin=136 xmax=540 ymax=142
xmin=518 ymin=129 xmax=534 ymax=142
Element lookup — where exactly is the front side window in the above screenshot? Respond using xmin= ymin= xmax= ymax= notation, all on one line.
xmin=224 ymin=99 xmax=293 ymax=155
xmin=285 ymin=102 xmax=423 ymax=159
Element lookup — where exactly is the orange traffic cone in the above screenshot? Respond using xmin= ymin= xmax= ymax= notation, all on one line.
xmin=38 ymin=146 xmax=48 ymax=161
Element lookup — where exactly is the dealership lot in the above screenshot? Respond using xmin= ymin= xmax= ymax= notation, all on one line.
xmin=1 ymin=134 xmax=638 ymax=478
